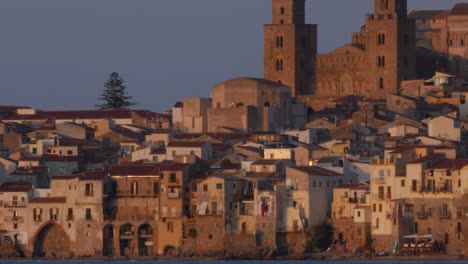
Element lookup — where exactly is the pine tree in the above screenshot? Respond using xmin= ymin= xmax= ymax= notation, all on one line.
xmin=96 ymin=72 xmax=136 ymax=110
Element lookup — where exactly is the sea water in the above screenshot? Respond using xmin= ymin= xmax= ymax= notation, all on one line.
xmin=0 ymin=261 xmax=467 ymax=264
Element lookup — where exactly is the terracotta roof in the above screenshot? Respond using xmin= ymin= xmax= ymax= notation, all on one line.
xmin=291 ymin=166 xmax=341 ymax=176
xmin=167 ymin=141 xmax=208 ymax=148
xmin=51 ymin=171 xmax=107 ymax=181
xmin=451 ymin=3 xmax=468 ymax=16
xmin=252 ymin=159 xmax=281 ymax=166
xmin=429 ymin=159 xmax=468 ymax=170
xmin=3 ymin=109 xmax=168 ymax=122
xmin=20 ymin=156 xmax=43 ymax=162
xmin=161 ymin=163 xmax=190 ymax=171
xmin=408 ymin=153 xmax=445 ymax=164
xmin=336 ymin=182 xmax=369 ymax=190
xmin=30 ymin=197 xmax=66 ymax=203
xmin=11 ymin=166 xmax=47 ymax=175
xmin=0 ymin=181 xmax=33 ymax=192
xmin=235 ymin=146 xmax=264 ymax=154
xmin=43 ymin=155 xmax=79 ymax=162
xmin=408 ymin=10 xmax=449 ymax=19
xmin=106 ymin=165 xmax=161 ymax=176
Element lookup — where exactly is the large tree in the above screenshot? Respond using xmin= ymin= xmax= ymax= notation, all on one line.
xmin=96 ymin=72 xmax=136 ymax=110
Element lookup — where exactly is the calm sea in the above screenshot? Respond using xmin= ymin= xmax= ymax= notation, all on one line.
xmin=0 ymin=261 xmax=467 ymax=264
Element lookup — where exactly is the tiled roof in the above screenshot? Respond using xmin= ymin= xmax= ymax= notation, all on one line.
xmin=30 ymin=197 xmax=67 ymax=203
xmin=0 ymin=181 xmax=33 ymax=192
xmin=43 ymin=155 xmax=79 ymax=162
xmin=429 ymin=159 xmax=468 ymax=170
xmin=106 ymin=165 xmax=161 ymax=176
xmin=162 ymin=163 xmax=190 ymax=172
xmin=11 ymin=166 xmax=47 ymax=175
xmin=451 ymin=3 xmax=468 ymax=16
xmin=408 ymin=10 xmax=449 ymax=19
xmin=3 ymin=109 xmax=168 ymax=121
xmin=408 ymin=153 xmax=444 ymax=164
xmin=167 ymin=141 xmax=208 ymax=148
xmin=212 ymin=143 xmax=233 ymax=152
xmin=251 ymin=159 xmax=281 ymax=166
xmin=291 ymin=166 xmax=341 ymax=176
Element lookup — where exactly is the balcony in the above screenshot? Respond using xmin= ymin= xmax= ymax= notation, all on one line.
xmin=416 ymin=211 xmax=432 ymax=219
xmin=2 ymin=201 xmax=26 ymax=208
xmin=120 ymin=231 xmax=135 ymax=240
xmin=84 ymin=190 xmax=94 ymax=197
xmin=167 ymin=192 xmax=181 ymax=199
xmin=4 ymin=216 xmax=24 ymax=222
xmin=439 ymin=211 xmax=451 ymax=219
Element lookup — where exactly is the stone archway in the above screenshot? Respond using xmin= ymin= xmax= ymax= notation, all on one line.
xmin=119 ymin=223 xmax=135 ymax=257
xmin=102 ymin=224 xmax=114 ymax=257
xmin=33 ymin=222 xmax=70 ymax=258
xmin=138 ymin=224 xmax=154 ymax=256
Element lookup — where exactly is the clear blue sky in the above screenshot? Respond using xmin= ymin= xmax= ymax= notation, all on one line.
xmin=0 ymin=0 xmax=461 ymax=112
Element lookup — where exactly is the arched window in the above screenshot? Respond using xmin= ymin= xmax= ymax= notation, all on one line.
xmin=379 ymin=78 xmax=384 ymax=89
xmin=275 ymin=59 xmax=283 ymax=71
xmin=280 ymin=7 xmax=285 ymax=15
xmin=378 ymin=34 xmax=385 ymax=45
xmin=276 ymin=36 xmax=284 ymax=48
xmin=382 ymin=34 xmax=385 ymax=45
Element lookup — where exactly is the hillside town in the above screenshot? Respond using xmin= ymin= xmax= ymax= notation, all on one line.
xmin=1 ymin=0 xmax=468 ymax=260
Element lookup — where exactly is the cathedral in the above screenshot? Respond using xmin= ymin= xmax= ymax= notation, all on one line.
xmin=264 ymin=0 xmax=468 ymax=104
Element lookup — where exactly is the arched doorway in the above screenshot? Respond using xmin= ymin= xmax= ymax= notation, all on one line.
xmin=102 ymin=224 xmax=114 ymax=256
xmin=33 ymin=222 xmax=70 ymax=258
xmin=138 ymin=224 xmax=153 ymax=256
xmin=119 ymin=223 xmax=135 ymax=257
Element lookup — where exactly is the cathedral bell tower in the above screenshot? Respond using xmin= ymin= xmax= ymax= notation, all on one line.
xmin=366 ymin=0 xmax=415 ymax=98
xmin=264 ymin=0 xmax=317 ymax=97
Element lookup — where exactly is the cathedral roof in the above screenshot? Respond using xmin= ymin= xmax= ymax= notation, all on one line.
xmin=321 ymin=44 xmax=365 ymax=56
xmin=408 ymin=10 xmax=449 ymax=20
xmin=451 ymin=3 xmax=468 ymax=16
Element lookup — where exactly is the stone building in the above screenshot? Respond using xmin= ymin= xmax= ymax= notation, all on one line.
xmin=265 ymin=0 xmax=417 ymax=102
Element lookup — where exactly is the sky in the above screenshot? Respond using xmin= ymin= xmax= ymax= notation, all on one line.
xmin=0 ymin=0 xmax=462 ymax=112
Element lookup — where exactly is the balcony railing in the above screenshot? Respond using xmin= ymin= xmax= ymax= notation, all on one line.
xmin=4 ymin=216 xmax=24 ymax=222
xmin=85 ymin=190 xmax=94 ymax=196
xmin=167 ymin=192 xmax=181 ymax=199
xmin=2 ymin=201 xmax=26 ymax=208
xmin=416 ymin=211 xmax=432 ymax=219
xmin=439 ymin=211 xmax=451 ymax=219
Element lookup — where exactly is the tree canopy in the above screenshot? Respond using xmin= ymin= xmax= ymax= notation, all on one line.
xmin=96 ymin=72 xmax=136 ymax=110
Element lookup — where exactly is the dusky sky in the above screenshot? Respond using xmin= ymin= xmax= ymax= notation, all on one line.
xmin=0 ymin=0 xmax=462 ymax=112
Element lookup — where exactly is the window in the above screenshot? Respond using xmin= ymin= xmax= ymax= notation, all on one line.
xmin=280 ymin=7 xmax=284 ymax=15
xmin=211 ymin=202 xmax=217 ymax=215
xmin=450 ymin=39 xmax=453 ymax=46
xmin=192 ymin=117 xmax=195 ymax=128
xmin=203 ymin=184 xmax=208 ymax=192
xmin=32 ymin=147 xmax=37 ymax=154
xmin=401 ymin=180 xmax=405 ymax=187
xmin=67 ymin=150 xmax=73 ymax=155
xmin=169 ymin=173 xmax=177 ymax=183
xmin=376 ymin=218 xmax=380 ymax=229
xmin=276 ymin=36 xmax=284 ymax=48
xmin=373 ymin=204 xmax=376 ymax=212
xmin=131 ymin=181 xmax=138 ymax=195
xmin=378 ymin=187 xmax=384 ymax=200
xmin=378 ymin=56 xmax=385 ymax=67
xmin=378 ymin=34 xmax=385 ymax=45
xmin=446 ymin=170 xmax=452 ymax=176
xmin=33 ymin=208 xmax=42 ymax=222
xmin=216 ymin=183 xmax=223 ymax=189
xmin=411 ymin=180 xmax=417 ymax=192
xmin=457 ymin=222 xmax=462 ymax=233
xmin=414 ymin=222 xmax=418 ymax=233
xmin=86 ymin=208 xmax=92 ymax=220
xmin=190 ymin=150 xmax=195 ymax=155
xmin=462 ymin=39 xmax=465 ymax=46
xmin=68 ymin=208 xmax=73 ymax=221
xmin=167 ymin=222 xmax=174 ymax=232
xmin=153 ymin=182 xmax=159 ymax=195
xmin=275 ymin=59 xmax=284 ymax=71
xmin=50 ymin=208 xmax=58 ymax=221
xmin=387 ymin=186 xmax=391 ymax=199
xmin=85 ymin=183 xmax=93 ymax=196
xmin=379 ymin=78 xmax=384 ymax=89
xmin=357 ymin=211 xmax=361 ymax=217
xmin=379 ymin=204 xmax=383 ymax=212
xmin=378 ymin=170 xmax=385 ymax=182
xmin=13 ymin=223 xmax=18 ymax=229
